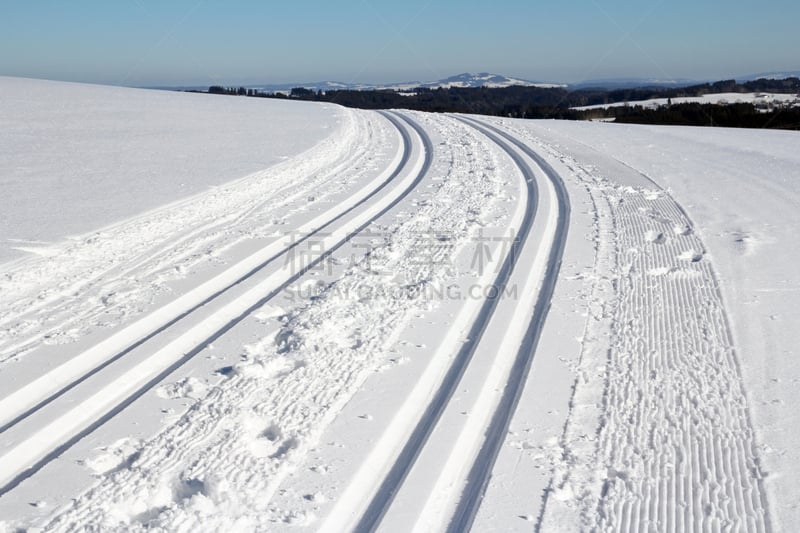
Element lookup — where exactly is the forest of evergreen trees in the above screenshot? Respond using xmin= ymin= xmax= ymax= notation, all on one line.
xmin=609 ymin=102 xmax=800 ymax=129
xmin=566 ymin=77 xmax=800 ymax=108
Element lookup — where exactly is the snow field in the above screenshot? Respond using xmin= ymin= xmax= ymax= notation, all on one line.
xmin=2 ymin=78 xmax=797 ymax=532
xmin=0 ymin=77 xmax=341 ymax=265
xmin=0 ymin=109 xmax=405 ymax=438
xmin=0 ymin=106 xmax=378 ymax=370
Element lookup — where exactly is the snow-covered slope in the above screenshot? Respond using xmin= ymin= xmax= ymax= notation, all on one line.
xmin=0 ymin=77 xmax=343 ymax=265
xmin=1 ymin=78 xmax=799 ymax=532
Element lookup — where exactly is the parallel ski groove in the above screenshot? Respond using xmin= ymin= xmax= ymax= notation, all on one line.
xmin=0 ymin=109 xmax=382 ymax=356
xmin=0 ymin=115 xmax=408 ymax=436
xmin=445 ymin=116 xmax=571 ymax=532
xmin=351 ymin=114 xmax=554 ymax=532
xmin=40 ymin=110 xmax=476 ymax=530
xmin=0 ymin=111 xmax=428 ymax=497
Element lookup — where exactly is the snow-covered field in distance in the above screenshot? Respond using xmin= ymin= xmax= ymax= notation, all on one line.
xmin=1 ymin=77 xmax=799 ymax=532
xmin=572 ymin=91 xmax=800 ymax=110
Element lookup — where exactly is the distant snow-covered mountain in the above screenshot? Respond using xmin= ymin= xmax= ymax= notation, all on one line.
xmin=246 ymin=73 xmax=564 ymax=93
xmin=152 ymin=71 xmax=800 ymax=94
xmin=410 ymin=72 xmax=564 ymax=89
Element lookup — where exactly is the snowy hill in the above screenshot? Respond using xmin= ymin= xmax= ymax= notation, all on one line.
xmin=1 ymin=77 xmax=799 ymax=532
xmin=410 ymin=72 xmax=564 ymax=89
xmin=0 ymin=77 xmax=342 ymax=265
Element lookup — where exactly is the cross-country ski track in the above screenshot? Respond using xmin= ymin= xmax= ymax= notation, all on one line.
xmin=0 ymin=111 xmax=427 ymax=496
xmin=1 ymin=79 xmax=792 ymax=533
xmin=317 ymin=116 xmax=569 ymax=533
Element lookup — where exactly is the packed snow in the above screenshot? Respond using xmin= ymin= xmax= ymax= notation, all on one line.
xmin=0 ymin=78 xmax=798 ymax=532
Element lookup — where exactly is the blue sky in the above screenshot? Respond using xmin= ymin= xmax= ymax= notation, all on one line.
xmin=1 ymin=0 xmax=798 ymax=86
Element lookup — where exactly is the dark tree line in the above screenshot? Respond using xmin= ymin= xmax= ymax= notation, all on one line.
xmin=610 ymin=103 xmax=800 ymax=129
xmin=207 ymin=85 xmax=281 ymax=97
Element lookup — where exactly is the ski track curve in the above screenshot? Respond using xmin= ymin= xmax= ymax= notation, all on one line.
xmin=0 ymin=107 xmax=772 ymax=533
xmin=491 ymin=122 xmax=771 ymax=533
xmin=443 ymin=116 xmax=571 ymax=533
xmin=263 ymin=111 xmax=525 ymax=533
xmin=0 ymin=110 xmax=408 ymax=439
xmin=339 ymin=115 xmax=539 ymax=533
xmin=0 ymin=107 xmax=386 ymax=363
xmin=317 ymin=115 xmax=570 ymax=533
xmin=0 ymin=110 xmax=424 ymax=502
xmin=25 ymin=110 xmax=511 ymax=532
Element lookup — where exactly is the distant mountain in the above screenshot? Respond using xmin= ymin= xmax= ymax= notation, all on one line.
xmin=238 ymin=73 xmax=564 ymax=93
xmin=409 ymin=72 xmax=564 ymax=89
xmin=151 ymin=71 xmax=800 ymax=95
xmin=247 ymin=80 xmax=361 ymax=93
xmin=569 ymin=77 xmax=700 ymax=90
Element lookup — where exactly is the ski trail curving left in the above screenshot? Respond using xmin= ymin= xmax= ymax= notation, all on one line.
xmin=0 ymin=111 xmax=429 ymax=497
xmin=444 ymin=116 xmax=571 ymax=533
xmin=319 ymin=114 xmax=570 ymax=533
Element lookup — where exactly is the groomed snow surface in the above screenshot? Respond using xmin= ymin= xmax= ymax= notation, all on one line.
xmin=0 ymin=78 xmax=799 ymax=532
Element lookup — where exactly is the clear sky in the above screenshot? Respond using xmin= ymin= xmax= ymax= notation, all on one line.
xmin=1 ymin=0 xmax=798 ymax=87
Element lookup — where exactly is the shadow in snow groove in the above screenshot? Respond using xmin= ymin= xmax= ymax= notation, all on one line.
xmin=0 ymin=111 xmax=428 ymax=498
xmin=445 ymin=116 xmax=571 ymax=533
xmin=353 ymin=115 xmax=541 ymax=533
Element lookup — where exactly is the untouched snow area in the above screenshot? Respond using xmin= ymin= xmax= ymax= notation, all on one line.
xmin=0 ymin=77 xmax=342 ymax=265
xmin=1 ymin=78 xmax=799 ymax=532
